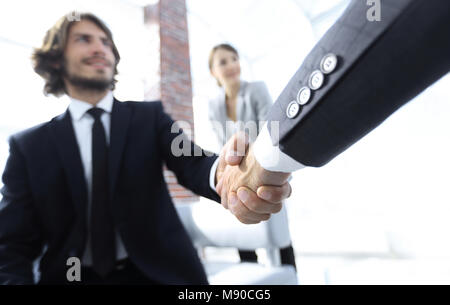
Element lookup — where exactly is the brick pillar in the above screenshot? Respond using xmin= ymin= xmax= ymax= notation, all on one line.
xmin=144 ymin=0 xmax=198 ymax=203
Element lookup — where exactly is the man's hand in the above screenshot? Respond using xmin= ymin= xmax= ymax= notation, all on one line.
xmin=215 ymin=132 xmax=249 ymax=186
xmin=215 ymin=133 xmax=292 ymax=224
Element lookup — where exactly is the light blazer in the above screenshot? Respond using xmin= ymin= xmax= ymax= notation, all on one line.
xmin=208 ymin=80 xmax=273 ymax=146
xmin=267 ymin=0 xmax=450 ymax=167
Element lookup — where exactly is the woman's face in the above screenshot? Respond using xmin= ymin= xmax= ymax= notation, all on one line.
xmin=211 ymin=48 xmax=241 ymax=87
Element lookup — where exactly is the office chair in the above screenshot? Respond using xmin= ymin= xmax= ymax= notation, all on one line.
xmin=175 ymin=198 xmax=298 ymax=285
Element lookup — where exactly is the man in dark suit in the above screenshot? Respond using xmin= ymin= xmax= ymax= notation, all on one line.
xmin=0 ymin=13 xmax=290 ymax=284
xmin=217 ymin=0 xmax=449 ymax=221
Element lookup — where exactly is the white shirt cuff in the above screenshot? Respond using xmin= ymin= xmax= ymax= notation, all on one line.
xmin=209 ymin=157 xmax=220 ymax=193
xmin=253 ymin=123 xmax=306 ymax=173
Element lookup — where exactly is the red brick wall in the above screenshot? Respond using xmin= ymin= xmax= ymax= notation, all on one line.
xmin=144 ymin=0 xmax=198 ymax=203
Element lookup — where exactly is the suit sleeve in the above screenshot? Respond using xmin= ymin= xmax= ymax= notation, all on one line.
xmin=0 ymin=136 xmax=43 ymax=285
xmin=266 ymin=0 xmax=450 ymax=167
xmin=155 ymin=103 xmax=221 ymax=203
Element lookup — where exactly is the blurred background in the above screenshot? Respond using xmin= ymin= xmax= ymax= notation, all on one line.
xmin=0 ymin=0 xmax=449 ymax=284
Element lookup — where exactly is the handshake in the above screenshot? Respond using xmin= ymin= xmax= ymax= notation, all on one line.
xmin=215 ymin=132 xmax=292 ymax=224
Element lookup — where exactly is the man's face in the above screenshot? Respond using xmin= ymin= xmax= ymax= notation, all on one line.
xmin=63 ymin=19 xmax=116 ymax=91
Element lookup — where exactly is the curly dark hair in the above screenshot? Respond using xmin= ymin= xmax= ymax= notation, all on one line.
xmin=31 ymin=12 xmax=121 ymax=97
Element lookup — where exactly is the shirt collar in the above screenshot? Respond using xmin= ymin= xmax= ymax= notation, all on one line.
xmin=68 ymin=91 xmax=114 ymax=121
xmin=218 ymin=79 xmax=247 ymax=101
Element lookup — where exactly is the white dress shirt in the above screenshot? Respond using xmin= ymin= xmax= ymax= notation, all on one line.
xmin=253 ymin=123 xmax=306 ymax=173
xmin=68 ymin=92 xmax=220 ymax=264
xmin=68 ymin=91 xmax=128 ymax=265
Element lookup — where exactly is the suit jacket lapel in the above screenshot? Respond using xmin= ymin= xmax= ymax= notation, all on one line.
xmin=48 ymin=110 xmax=88 ymax=219
xmin=108 ymin=99 xmax=132 ymax=200
xmin=48 ymin=99 xmax=132 ymax=217
xmin=236 ymin=80 xmax=247 ymax=122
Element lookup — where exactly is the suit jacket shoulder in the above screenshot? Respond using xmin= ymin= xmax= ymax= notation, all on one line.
xmin=9 ymin=119 xmax=54 ymax=154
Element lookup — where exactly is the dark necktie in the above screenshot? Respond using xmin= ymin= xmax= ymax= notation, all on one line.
xmin=87 ymin=107 xmax=116 ymax=277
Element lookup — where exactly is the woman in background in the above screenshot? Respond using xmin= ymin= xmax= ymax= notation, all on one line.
xmin=208 ymin=43 xmax=296 ymax=268
xmin=208 ymin=44 xmax=271 ymax=146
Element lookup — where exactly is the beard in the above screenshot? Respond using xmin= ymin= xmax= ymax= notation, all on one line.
xmin=62 ymin=60 xmax=114 ymax=92
xmin=64 ymin=72 xmax=112 ymax=92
